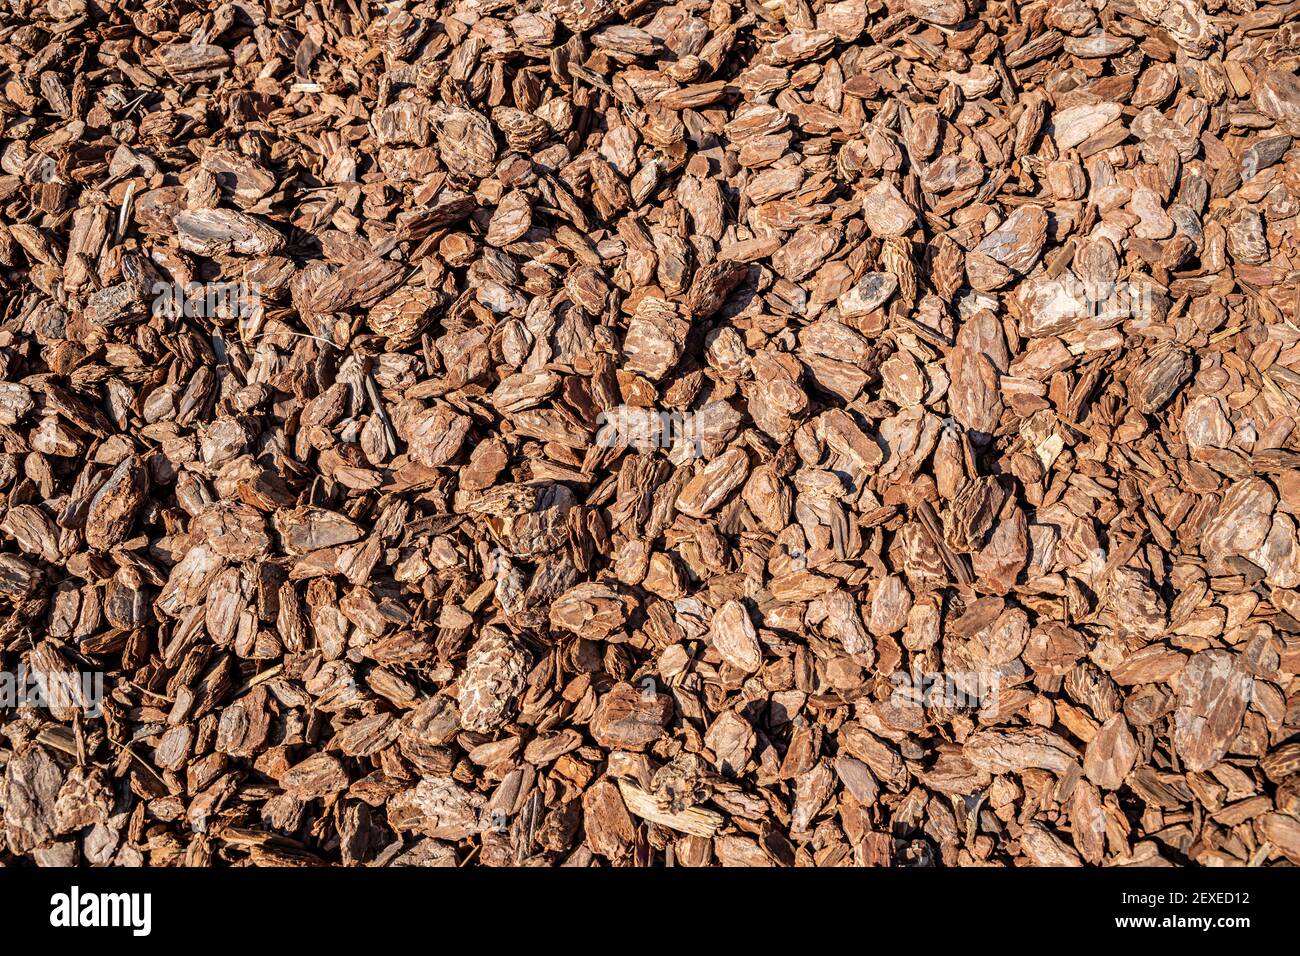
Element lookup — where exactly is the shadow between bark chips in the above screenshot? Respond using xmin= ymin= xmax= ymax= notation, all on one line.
xmin=0 ymin=0 xmax=1298 ymax=884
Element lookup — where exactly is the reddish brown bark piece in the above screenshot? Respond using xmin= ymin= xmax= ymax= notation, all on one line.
xmin=589 ymin=683 xmax=673 ymax=752
xmin=1 ymin=0 xmax=1298 ymax=872
xmin=1173 ymin=651 xmax=1253 ymax=773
